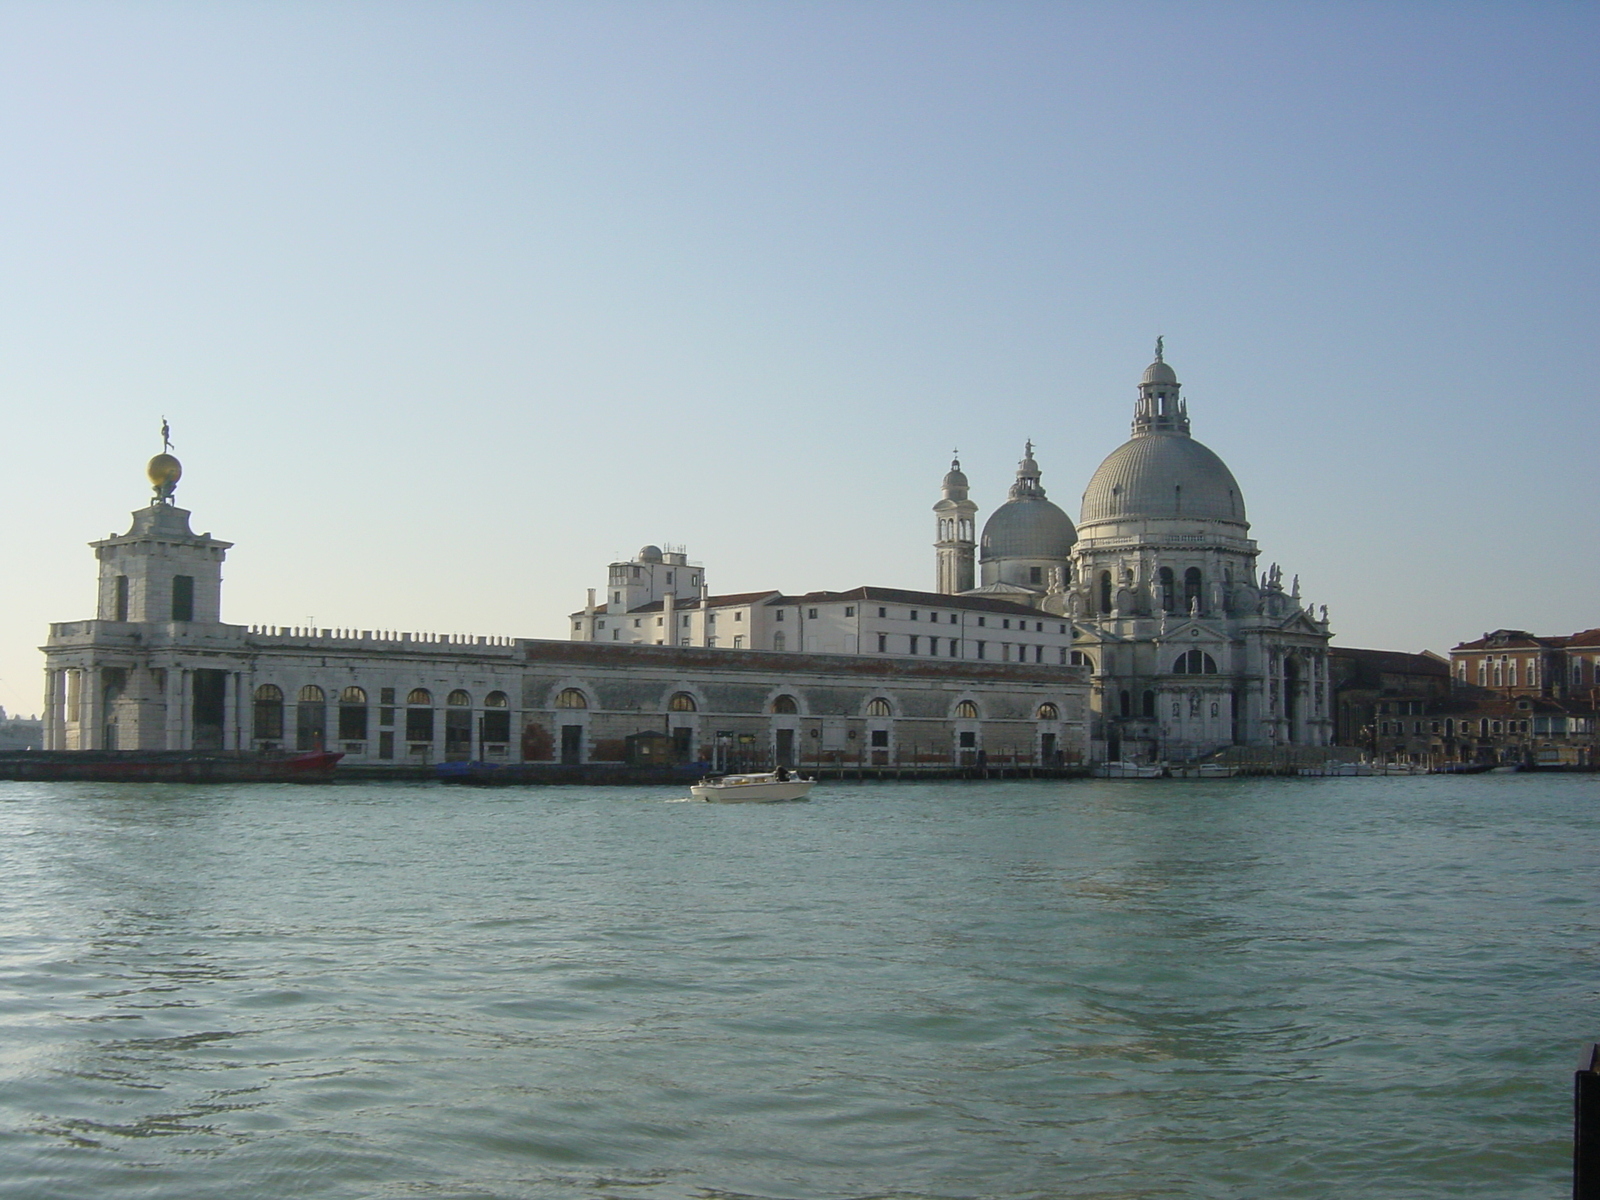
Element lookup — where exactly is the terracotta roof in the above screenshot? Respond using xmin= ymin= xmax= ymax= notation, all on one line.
xmin=1452 ymin=629 xmax=1565 ymax=651
xmin=1331 ymin=647 xmax=1450 ymax=677
xmin=1565 ymin=628 xmax=1600 ymax=648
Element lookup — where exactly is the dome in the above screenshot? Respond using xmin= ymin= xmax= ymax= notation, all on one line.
xmin=1141 ymin=359 xmax=1178 ymax=386
xmin=942 ymin=461 xmax=969 ymax=490
xmin=1080 ymin=432 xmax=1246 ymax=527
xmin=980 ymin=496 xmax=1077 ymax=561
xmin=637 ymin=544 xmax=664 ymax=562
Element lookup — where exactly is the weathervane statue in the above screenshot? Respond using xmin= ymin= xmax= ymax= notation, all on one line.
xmin=147 ymin=418 xmax=182 ymax=505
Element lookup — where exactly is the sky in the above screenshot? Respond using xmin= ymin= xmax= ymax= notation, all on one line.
xmin=0 ymin=1 xmax=1595 ymax=717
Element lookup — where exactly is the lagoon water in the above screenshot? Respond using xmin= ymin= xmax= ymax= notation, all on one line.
xmin=0 ymin=775 xmax=1593 ymax=1199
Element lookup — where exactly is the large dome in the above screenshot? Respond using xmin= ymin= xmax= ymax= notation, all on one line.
xmin=981 ymin=496 xmax=1077 ymax=561
xmin=1080 ymin=432 xmax=1246 ymax=527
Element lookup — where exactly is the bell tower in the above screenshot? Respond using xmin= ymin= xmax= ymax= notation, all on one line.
xmin=92 ymin=434 xmax=231 ymax=626
xmin=933 ymin=455 xmax=978 ymax=594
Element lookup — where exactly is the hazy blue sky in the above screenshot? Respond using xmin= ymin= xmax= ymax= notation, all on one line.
xmin=1 ymin=2 xmax=1595 ymax=715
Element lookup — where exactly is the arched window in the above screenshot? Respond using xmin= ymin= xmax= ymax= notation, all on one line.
xmin=556 ymin=688 xmax=588 ymax=709
xmin=447 ymin=690 xmax=471 ymax=707
xmin=866 ymin=697 xmax=892 ymax=717
xmin=1069 ymin=650 xmax=1094 ymax=669
xmin=1173 ymin=650 xmax=1218 ymax=674
xmin=668 ymin=692 xmax=697 ymax=712
xmin=771 ymin=694 xmax=799 ymax=714
xmin=296 ymin=686 xmax=326 ymax=751
xmin=1036 ymin=703 xmax=1059 ymax=720
xmin=1099 ymin=571 xmax=1113 ymax=614
xmin=253 ymin=684 xmax=284 ymax=741
xmin=772 ymin=631 xmax=787 ymax=651
xmin=1159 ymin=567 xmax=1176 ymax=612
xmin=407 ymin=688 xmax=432 ymax=705
xmin=1184 ymin=568 xmax=1202 ymax=611
xmin=339 ymin=686 xmax=368 ymax=741
xmin=955 ymin=700 xmax=979 ymax=719
xmin=483 ymin=693 xmax=511 ymax=743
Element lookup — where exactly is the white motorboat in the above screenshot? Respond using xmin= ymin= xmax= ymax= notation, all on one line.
xmin=1092 ymin=761 xmax=1168 ymax=778
xmin=1169 ymin=764 xmax=1238 ymax=779
xmin=690 ymin=771 xmax=815 ymax=803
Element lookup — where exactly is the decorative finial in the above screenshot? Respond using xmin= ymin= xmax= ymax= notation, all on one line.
xmin=1024 ymin=438 xmax=1034 ymax=459
xmin=1154 ymin=335 xmax=1164 ymax=363
xmin=147 ymin=419 xmax=182 ymax=505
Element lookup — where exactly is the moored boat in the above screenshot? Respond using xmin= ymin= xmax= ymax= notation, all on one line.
xmin=690 ymin=771 xmax=814 ymax=802
xmin=0 ymin=749 xmax=344 ymax=783
xmin=1092 ymin=761 xmax=1167 ymax=779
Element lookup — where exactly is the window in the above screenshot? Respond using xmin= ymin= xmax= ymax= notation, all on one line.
xmin=596 ymin=620 xmax=606 ymax=630
xmin=633 ymin=619 xmax=641 ymax=628
xmin=1029 ymin=567 xmax=1042 ymax=585
xmin=1099 ymin=571 xmax=1113 ymax=614
xmin=1143 ymin=691 xmax=1156 ymax=718
xmin=774 ymin=631 xmax=787 ymax=651
xmin=733 ymin=612 xmax=742 ymax=622
xmin=866 ymin=698 xmax=892 ymax=716
xmin=556 ymin=688 xmax=588 ymax=709
xmin=1058 ymin=624 xmax=1067 ymax=633
xmin=732 ymin=635 xmax=745 ymax=648
xmin=955 ymin=700 xmax=979 ymax=719
xmin=976 ymin=641 xmax=986 ymax=659
xmin=1173 ymin=650 xmax=1218 ymax=674
xmin=949 ymin=640 xmax=959 ymax=657
xmin=878 ymin=607 xmax=887 ymax=618
xmin=1184 ymin=568 xmax=1202 ymax=611
xmin=908 ymin=635 xmax=919 ymax=654
xmin=296 ymin=686 xmax=327 ymax=750
xmin=950 ymin=614 xmax=958 ymax=624
xmin=771 ymin=695 xmax=798 ymax=714
xmin=115 ymin=576 xmax=128 ymax=621
xmin=845 ymin=607 xmax=855 ymax=617
xmin=1035 ymin=622 xmax=1044 ymax=632
xmin=977 ymin=616 xmax=986 ymax=627
xmin=910 ymin=610 xmax=919 ymax=621
xmin=877 ymin=634 xmax=887 ymax=652
xmin=1159 ymin=567 xmax=1176 ymax=612
xmin=1003 ymin=619 xmax=1011 ymax=629
xmin=339 ymin=687 xmax=368 ymax=741
xmin=253 ymin=684 xmax=284 ymax=740
xmin=668 ymin=692 xmax=697 ymax=712
xmin=447 ymin=690 xmax=471 ymax=706
xmin=775 ymin=610 xmax=785 ymax=621
xmin=1037 ymin=703 xmax=1059 ymax=720
xmin=407 ymin=688 xmax=431 ymax=705
xmin=171 ymin=575 xmax=195 ymax=622
xmin=1070 ymin=651 xmax=1093 ymax=668
xmin=870 ymin=729 xmax=888 ymax=747
xmin=380 ymin=688 xmax=396 ymax=705
xmin=808 ymin=608 xmax=818 ymax=619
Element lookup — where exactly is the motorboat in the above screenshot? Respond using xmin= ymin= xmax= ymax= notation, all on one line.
xmin=1092 ymin=761 xmax=1168 ymax=779
xmin=690 ymin=771 xmax=815 ymax=803
xmin=1168 ymin=764 xmax=1238 ymax=779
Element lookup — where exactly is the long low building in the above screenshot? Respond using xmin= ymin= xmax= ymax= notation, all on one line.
xmin=40 ymin=454 xmax=1089 ymax=770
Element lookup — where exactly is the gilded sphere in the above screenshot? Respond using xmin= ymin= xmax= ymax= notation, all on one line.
xmin=147 ymin=453 xmax=183 ymax=488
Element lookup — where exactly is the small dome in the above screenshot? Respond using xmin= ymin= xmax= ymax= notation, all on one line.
xmin=980 ymin=496 xmax=1077 ymax=562
xmin=637 ymin=544 xmax=664 ymax=562
xmin=1080 ymin=432 xmax=1245 ymax=528
xmin=147 ymin=453 xmax=182 ymax=489
xmin=1141 ymin=359 xmax=1178 ymax=386
xmin=943 ymin=462 xmax=969 ymax=489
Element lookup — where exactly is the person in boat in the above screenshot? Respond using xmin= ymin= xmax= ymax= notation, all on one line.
xmin=775 ymin=766 xmax=790 ymax=781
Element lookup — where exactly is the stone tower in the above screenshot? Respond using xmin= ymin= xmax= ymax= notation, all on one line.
xmin=932 ymin=456 xmax=977 ymax=594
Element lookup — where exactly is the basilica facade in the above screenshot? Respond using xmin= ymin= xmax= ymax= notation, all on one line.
xmin=939 ymin=343 xmax=1333 ymax=759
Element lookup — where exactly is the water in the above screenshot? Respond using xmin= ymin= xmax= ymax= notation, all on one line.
xmin=0 ymin=776 xmax=1593 ymax=1199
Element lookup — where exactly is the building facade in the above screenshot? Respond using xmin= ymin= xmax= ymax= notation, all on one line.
xmin=42 ymin=453 xmax=1090 ymax=768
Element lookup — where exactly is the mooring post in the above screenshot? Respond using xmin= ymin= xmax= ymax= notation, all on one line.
xmin=1577 ymin=1043 xmax=1600 ymax=1200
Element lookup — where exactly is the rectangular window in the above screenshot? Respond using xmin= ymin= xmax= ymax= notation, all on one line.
xmin=596 ymin=620 xmax=606 ymax=629
xmin=949 ymin=613 xmax=957 ymax=624
xmin=734 ymin=611 xmax=742 ymax=621
xmin=844 ymin=606 xmax=855 ymax=617
xmin=681 ymin=616 xmax=689 ymax=627
xmin=115 ymin=575 xmax=128 ymax=621
xmin=733 ymin=635 xmax=745 ymax=648
xmin=808 ymin=608 xmax=818 ymax=619
xmin=406 ymin=707 xmax=434 ymax=741
xmin=949 ymin=640 xmax=959 ymax=657
xmin=171 ymin=575 xmax=195 ymax=622
xmin=1059 ymin=648 xmax=1068 ymax=664
xmin=633 ymin=618 xmax=641 ymax=627
xmin=1002 ymin=618 xmax=1011 ymax=629
xmin=379 ymin=731 xmax=395 ymax=759
xmin=380 ymin=688 xmax=395 ymax=705
xmin=379 ymin=707 xmax=395 ymax=727
xmin=911 ymin=610 xmax=919 ymax=620
xmin=870 ymin=729 xmax=888 ymax=747
xmin=877 ymin=633 xmax=887 ymax=652
xmin=1059 ymin=624 xmax=1067 ymax=633
xmin=878 ymin=607 xmax=887 ymax=618
xmin=977 ymin=616 xmax=986 ymax=627
xmin=976 ymin=641 xmax=986 ymax=659
xmin=775 ymin=610 xmax=785 ymax=621
xmin=1036 ymin=622 xmax=1044 ymax=632
xmin=908 ymin=635 xmax=919 ymax=654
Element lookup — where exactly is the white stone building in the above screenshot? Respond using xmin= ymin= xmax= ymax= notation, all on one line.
xmin=42 ymin=452 xmax=1089 ymax=768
